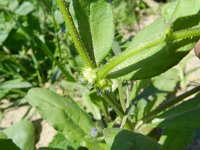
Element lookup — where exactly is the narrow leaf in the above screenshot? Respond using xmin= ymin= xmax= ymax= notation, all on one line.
xmin=0 ymin=79 xmax=32 ymax=89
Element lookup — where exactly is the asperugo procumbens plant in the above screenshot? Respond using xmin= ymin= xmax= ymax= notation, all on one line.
xmin=24 ymin=0 xmax=200 ymax=149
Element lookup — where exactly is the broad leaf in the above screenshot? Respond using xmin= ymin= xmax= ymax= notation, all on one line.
xmin=0 ymin=139 xmax=20 ymax=150
xmin=152 ymin=68 xmax=179 ymax=92
xmin=26 ymin=88 xmax=95 ymax=144
xmin=3 ymin=120 xmax=35 ymax=150
xmin=0 ymin=131 xmax=20 ymax=150
xmin=157 ymin=93 xmax=200 ymax=129
xmin=70 ymin=0 xmax=114 ymax=65
xmin=106 ymin=0 xmax=200 ymax=80
xmin=104 ymin=128 xmax=163 ymax=150
xmin=159 ymin=129 xmax=194 ymax=150
xmin=162 ymin=0 xmax=200 ymax=22
xmin=48 ymin=133 xmax=79 ymax=150
xmin=61 ymin=81 xmax=101 ymax=120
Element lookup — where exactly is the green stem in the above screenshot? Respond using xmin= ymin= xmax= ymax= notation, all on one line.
xmin=30 ymin=50 xmax=43 ymax=86
xmin=117 ymin=80 xmax=126 ymax=112
xmin=142 ymin=85 xmax=200 ymax=122
xmin=56 ymin=0 xmax=94 ymax=68
xmin=97 ymin=27 xmax=200 ymax=79
xmin=101 ymin=92 xmax=133 ymax=129
xmin=101 ymin=92 xmax=125 ymax=118
xmin=171 ymin=28 xmax=200 ymax=40
xmin=51 ymin=5 xmax=62 ymax=59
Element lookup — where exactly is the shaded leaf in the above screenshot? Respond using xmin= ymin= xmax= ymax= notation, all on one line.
xmin=104 ymin=128 xmax=163 ymax=150
xmin=152 ymin=68 xmax=179 ymax=92
xmin=157 ymin=93 xmax=200 ymax=129
xmin=0 ymin=139 xmax=20 ymax=150
xmin=159 ymin=129 xmax=194 ymax=150
xmin=0 ymin=12 xmax=15 ymax=45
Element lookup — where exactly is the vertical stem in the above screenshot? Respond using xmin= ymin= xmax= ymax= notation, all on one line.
xmin=30 ymin=50 xmax=43 ymax=86
xmin=56 ymin=0 xmax=94 ymax=68
xmin=117 ymin=80 xmax=126 ymax=112
xmin=51 ymin=5 xmax=62 ymax=59
xmin=101 ymin=92 xmax=133 ymax=130
xmin=101 ymin=92 xmax=125 ymax=118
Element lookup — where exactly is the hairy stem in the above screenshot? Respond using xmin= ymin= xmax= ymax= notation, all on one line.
xmin=101 ymin=92 xmax=125 ymax=118
xmin=142 ymin=85 xmax=200 ymax=122
xmin=101 ymin=92 xmax=133 ymax=129
xmin=97 ymin=27 xmax=200 ymax=79
xmin=56 ymin=0 xmax=94 ymax=68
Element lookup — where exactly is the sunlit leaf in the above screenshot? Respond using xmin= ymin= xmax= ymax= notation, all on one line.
xmin=3 ymin=120 xmax=35 ymax=150
xmin=106 ymin=0 xmax=200 ymax=80
xmin=70 ymin=0 xmax=114 ymax=65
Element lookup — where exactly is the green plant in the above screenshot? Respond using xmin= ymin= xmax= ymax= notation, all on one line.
xmin=1 ymin=0 xmax=200 ymax=149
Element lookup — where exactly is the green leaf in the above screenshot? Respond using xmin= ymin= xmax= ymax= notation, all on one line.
xmin=0 ymin=79 xmax=32 ymax=89
xmin=157 ymin=93 xmax=200 ymax=129
xmin=105 ymin=0 xmax=200 ymax=80
xmin=104 ymin=128 xmax=163 ymax=150
xmin=3 ymin=120 xmax=35 ymax=150
xmin=152 ymin=68 xmax=179 ymax=92
xmin=0 ymin=12 xmax=15 ymax=45
xmin=70 ymin=0 xmax=114 ymax=65
xmin=48 ymin=133 xmax=78 ymax=150
xmin=26 ymin=88 xmax=95 ymax=143
xmin=0 ymin=131 xmax=7 ymax=139
xmin=15 ymin=1 xmax=35 ymax=16
xmin=0 ymin=131 xmax=20 ymax=150
xmin=159 ymin=129 xmax=194 ymax=150
xmin=38 ymin=148 xmax=63 ymax=150
xmin=61 ymin=81 xmax=101 ymax=120
xmin=162 ymin=0 xmax=200 ymax=22
xmin=0 ymin=139 xmax=20 ymax=150
xmin=136 ymin=99 xmax=147 ymax=120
